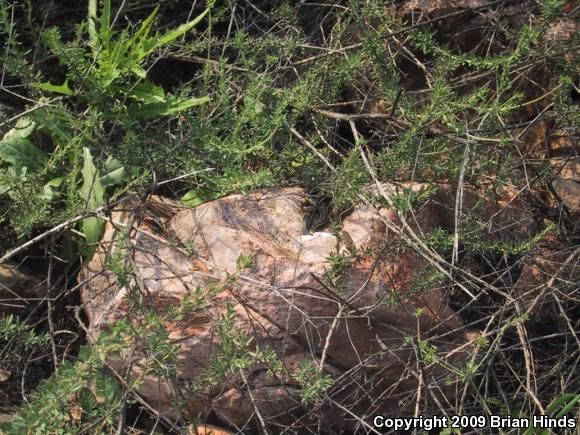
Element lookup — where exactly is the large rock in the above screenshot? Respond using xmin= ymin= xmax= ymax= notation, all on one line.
xmin=80 ymin=185 xmax=537 ymax=431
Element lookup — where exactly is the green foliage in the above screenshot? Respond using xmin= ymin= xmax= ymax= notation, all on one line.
xmin=326 ymin=150 xmax=368 ymax=214
xmin=325 ymin=251 xmax=354 ymax=291
xmin=1 ymin=341 xmax=124 ymax=434
xmin=235 ymin=253 xmax=255 ymax=270
xmin=295 ymin=361 xmax=334 ymax=406
xmin=105 ymin=245 xmax=133 ymax=288
xmin=43 ymin=0 xmax=210 ymax=119
xmin=180 ymin=186 xmax=221 ymax=207
xmin=0 ymin=315 xmax=50 ymax=350
xmin=182 ymin=239 xmax=198 ymax=256
xmin=390 ymin=185 xmax=438 ymax=213
xmin=167 ymin=288 xmax=205 ymax=321
xmin=205 ymin=303 xmax=256 ymax=382
xmin=0 ymin=0 xmax=210 ymax=241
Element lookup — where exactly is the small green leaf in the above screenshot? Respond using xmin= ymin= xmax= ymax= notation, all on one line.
xmin=138 ymin=8 xmax=210 ymax=59
xmin=33 ymin=79 xmax=74 ymax=96
xmin=180 ymin=187 xmax=220 ymax=206
xmin=100 ymin=157 xmax=127 ymax=188
xmin=126 ymin=95 xmax=209 ymax=119
xmin=46 ymin=176 xmax=65 ymax=188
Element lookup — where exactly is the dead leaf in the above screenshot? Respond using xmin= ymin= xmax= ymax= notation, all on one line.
xmin=186 ymin=424 xmax=233 ymax=435
xmin=0 ymin=369 xmax=11 ymax=382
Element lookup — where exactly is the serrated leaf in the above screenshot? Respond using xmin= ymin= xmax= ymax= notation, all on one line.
xmin=127 ymin=95 xmax=209 ymax=119
xmin=3 ymin=117 xmax=36 ymax=141
xmin=0 ymin=137 xmax=47 ymax=172
xmin=128 ymin=81 xmax=166 ymax=103
xmin=31 ymin=107 xmax=73 ymax=142
xmin=32 ymin=79 xmax=74 ymax=96
xmin=78 ymin=346 xmax=93 ymax=362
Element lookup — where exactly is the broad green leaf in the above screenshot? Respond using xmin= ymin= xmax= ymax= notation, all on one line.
xmin=3 ymin=117 xmax=36 ymax=140
xmin=81 ymin=147 xmax=104 ymax=209
xmin=138 ymin=8 xmax=209 ymax=59
xmin=128 ymin=81 xmax=166 ymax=103
xmin=99 ymin=0 xmax=111 ymax=48
xmin=32 ymin=79 xmax=74 ymax=96
xmin=0 ymin=137 xmax=47 ymax=172
xmin=81 ymin=148 xmax=105 ymax=250
xmin=180 ymin=187 xmax=220 ymax=207
xmin=127 ymin=95 xmax=209 ymax=119
xmin=100 ymin=157 xmax=127 ymax=188
xmin=87 ymin=0 xmax=98 ymax=54
xmin=81 ymin=214 xmax=103 ymax=252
